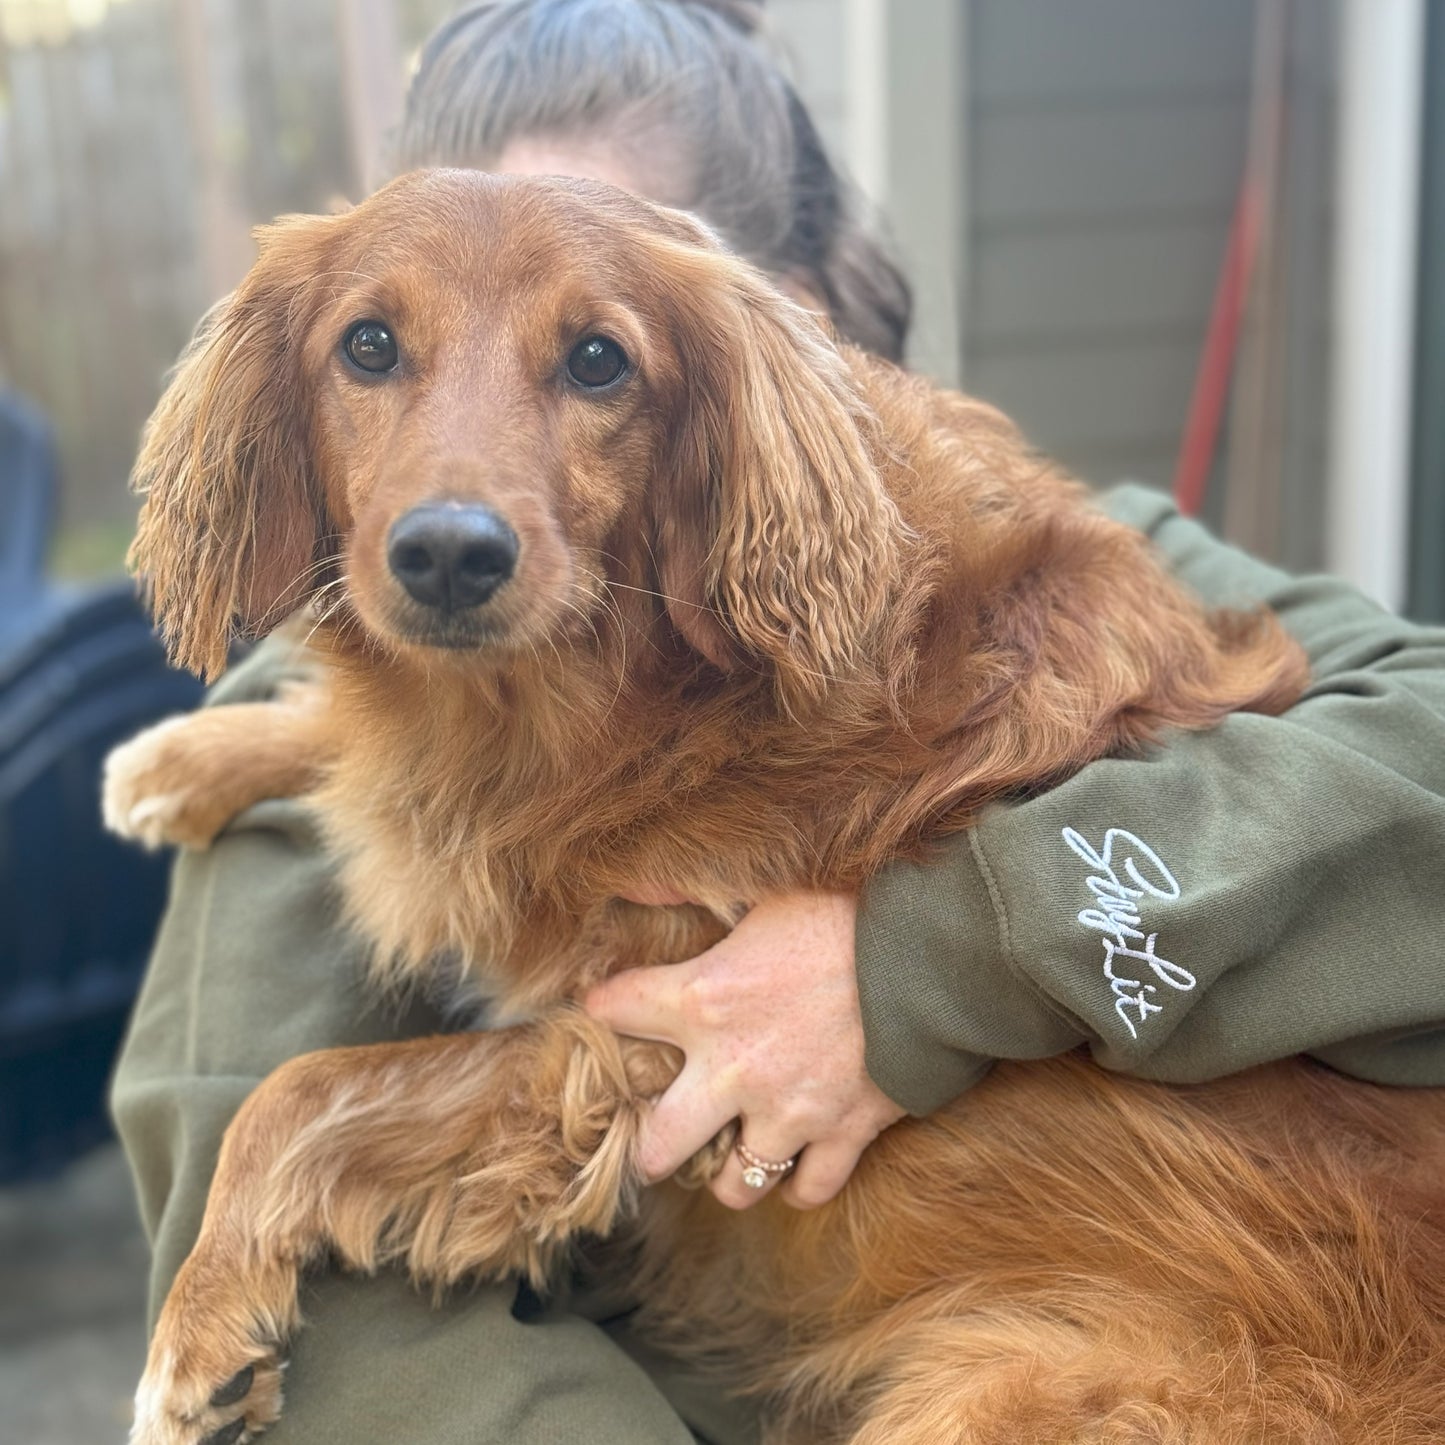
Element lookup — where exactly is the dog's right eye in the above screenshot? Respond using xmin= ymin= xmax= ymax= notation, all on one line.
xmin=566 ymin=336 xmax=629 ymax=389
xmin=343 ymin=321 xmax=399 ymax=374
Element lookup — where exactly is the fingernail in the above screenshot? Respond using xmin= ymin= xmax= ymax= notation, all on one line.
xmin=201 ymin=1419 xmax=246 ymax=1445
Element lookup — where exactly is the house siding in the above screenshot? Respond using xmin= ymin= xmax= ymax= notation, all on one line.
xmin=773 ymin=0 xmax=1337 ymax=570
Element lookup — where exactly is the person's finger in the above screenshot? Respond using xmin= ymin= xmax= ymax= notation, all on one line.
xmin=635 ymin=1065 xmax=734 ymax=1181
xmin=583 ymin=963 xmax=691 ymax=1045
xmin=710 ymin=1122 xmax=808 ymax=1211
xmin=777 ymin=1136 xmax=864 ymax=1210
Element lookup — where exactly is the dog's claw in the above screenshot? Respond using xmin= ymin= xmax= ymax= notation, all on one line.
xmin=209 ymin=1366 xmax=254 ymax=1409
xmin=200 ymin=1420 xmax=246 ymax=1445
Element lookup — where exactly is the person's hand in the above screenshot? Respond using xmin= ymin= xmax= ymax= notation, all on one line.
xmin=584 ymin=891 xmax=906 ymax=1209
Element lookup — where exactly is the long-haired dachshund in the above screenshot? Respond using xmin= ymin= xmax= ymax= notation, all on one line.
xmin=106 ymin=170 xmax=1445 ymax=1444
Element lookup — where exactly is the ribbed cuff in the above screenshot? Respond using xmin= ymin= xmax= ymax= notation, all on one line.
xmin=854 ymin=833 xmax=1083 ymax=1115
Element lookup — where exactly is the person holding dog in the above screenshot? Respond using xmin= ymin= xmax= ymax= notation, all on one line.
xmin=113 ymin=3 xmax=1445 ymax=1442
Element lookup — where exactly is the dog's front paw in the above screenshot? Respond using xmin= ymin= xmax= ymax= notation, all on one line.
xmin=103 ymin=716 xmax=234 ymax=850
xmin=132 ymin=1353 xmax=284 ymax=1445
xmin=131 ymin=1248 xmax=300 ymax=1445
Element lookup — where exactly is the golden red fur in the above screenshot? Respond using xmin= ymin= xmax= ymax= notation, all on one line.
xmin=105 ymin=170 xmax=1445 ymax=1444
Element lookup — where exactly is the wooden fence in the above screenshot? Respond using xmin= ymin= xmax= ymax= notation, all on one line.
xmin=0 ymin=0 xmax=450 ymax=558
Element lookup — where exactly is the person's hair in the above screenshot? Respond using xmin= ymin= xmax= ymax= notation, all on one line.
xmin=390 ymin=0 xmax=912 ymax=361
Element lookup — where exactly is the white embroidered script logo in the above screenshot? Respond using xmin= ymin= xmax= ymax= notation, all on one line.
xmin=1061 ymin=827 xmax=1195 ymax=1039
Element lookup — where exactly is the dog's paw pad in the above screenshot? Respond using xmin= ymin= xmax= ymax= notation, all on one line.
xmin=132 ymin=1353 xmax=284 ymax=1445
xmin=209 ymin=1367 xmax=255 ymax=1410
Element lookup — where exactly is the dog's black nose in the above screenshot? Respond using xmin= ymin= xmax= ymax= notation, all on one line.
xmin=387 ymin=505 xmax=519 ymax=611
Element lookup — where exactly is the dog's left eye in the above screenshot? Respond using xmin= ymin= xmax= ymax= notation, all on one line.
xmin=566 ymin=336 xmax=629 ymax=389
xmin=344 ymin=321 xmax=399 ymax=374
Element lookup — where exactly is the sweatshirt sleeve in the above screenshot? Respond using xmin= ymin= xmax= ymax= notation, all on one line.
xmin=856 ymin=483 xmax=1445 ymax=1115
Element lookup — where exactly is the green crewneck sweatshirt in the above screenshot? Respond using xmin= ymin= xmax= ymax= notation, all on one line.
xmin=112 ymin=483 xmax=1445 ymax=1444
xmin=856 ymin=484 xmax=1445 ymax=1113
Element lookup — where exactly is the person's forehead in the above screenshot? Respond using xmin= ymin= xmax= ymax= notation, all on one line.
xmin=491 ymin=136 xmax=652 ymax=197
xmin=492 ymin=125 xmax=698 ymax=213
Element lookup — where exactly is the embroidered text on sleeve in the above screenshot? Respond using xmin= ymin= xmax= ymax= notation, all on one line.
xmin=1061 ymin=827 xmax=1196 ymax=1040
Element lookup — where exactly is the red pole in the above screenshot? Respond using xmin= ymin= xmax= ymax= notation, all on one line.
xmin=1171 ymin=179 xmax=1260 ymax=517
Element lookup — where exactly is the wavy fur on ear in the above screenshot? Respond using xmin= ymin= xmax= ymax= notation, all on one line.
xmin=653 ymin=247 xmax=908 ymax=711
xmin=129 ymin=216 xmax=337 ymax=679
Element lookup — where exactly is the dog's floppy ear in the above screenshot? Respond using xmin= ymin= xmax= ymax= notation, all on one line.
xmin=653 ymin=247 xmax=907 ymax=711
xmin=129 ymin=215 xmax=337 ymax=679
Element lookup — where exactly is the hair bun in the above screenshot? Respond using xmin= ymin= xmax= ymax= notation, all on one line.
xmin=678 ymin=0 xmax=765 ymax=37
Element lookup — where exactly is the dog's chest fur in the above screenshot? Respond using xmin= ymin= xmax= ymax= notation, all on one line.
xmin=305 ymin=645 xmax=829 ymax=1009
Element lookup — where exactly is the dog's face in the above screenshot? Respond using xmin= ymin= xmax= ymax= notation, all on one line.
xmin=131 ymin=170 xmax=903 ymax=707
xmin=296 ymin=175 xmax=686 ymax=657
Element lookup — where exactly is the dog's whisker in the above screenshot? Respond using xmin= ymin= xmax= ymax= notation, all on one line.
xmin=595 ymin=548 xmax=729 ymax=621
xmin=572 ymin=569 xmax=667 ymax=667
xmin=300 ymin=575 xmax=356 ymax=650
xmin=569 ymin=572 xmax=637 ymax=714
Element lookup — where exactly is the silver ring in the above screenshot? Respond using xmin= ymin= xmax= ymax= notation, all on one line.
xmin=736 ymin=1140 xmax=798 ymax=1190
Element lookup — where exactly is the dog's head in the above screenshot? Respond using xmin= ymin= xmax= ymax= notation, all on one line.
xmin=131 ymin=170 xmax=905 ymax=707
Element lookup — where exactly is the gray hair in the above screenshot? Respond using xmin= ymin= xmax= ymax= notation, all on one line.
xmin=390 ymin=0 xmax=911 ymax=361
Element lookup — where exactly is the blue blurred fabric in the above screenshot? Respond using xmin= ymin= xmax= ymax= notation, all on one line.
xmin=0 ymin=390 xmax=203 ymax=1181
